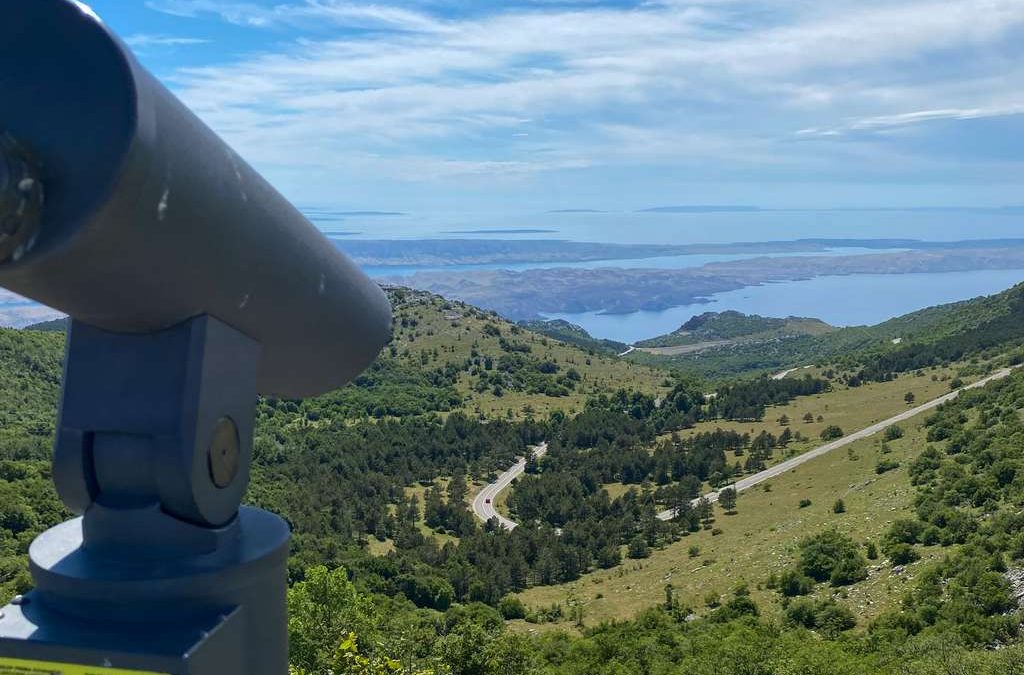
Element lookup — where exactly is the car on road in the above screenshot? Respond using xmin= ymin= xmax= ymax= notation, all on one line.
xmin=485 ymin=498 xmax=492 ymax=504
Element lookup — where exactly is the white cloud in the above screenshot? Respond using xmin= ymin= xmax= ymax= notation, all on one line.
xmin=798 ymin=104 xmax=1024 ymax=137
xmin=149 ymin=0 xmax=1024 ymax=191
xmin=125 ymin=33 xmax=210 ymax=47
xmin=147 ymin=0 xmax=451 ymax=32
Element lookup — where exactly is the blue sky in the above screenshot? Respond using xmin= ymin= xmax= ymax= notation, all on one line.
xmin=82 ymin=0 xmax=1024 ymax=213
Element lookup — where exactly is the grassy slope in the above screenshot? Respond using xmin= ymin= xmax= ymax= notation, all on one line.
xmin=513 ymin=356 xmax=1005 ymax=629
xmin=681 ymin=364 xmax=964 ymax=450
xmin=515 ymin=414 xmax=937 ymax=629
xmin=517 ymin=319 xmax=630 ymax=356
xmin=636 ymin=311 xmax=834 ymax=350
xmin=630 ymin=281 xmax=1024 ymax=380
xmin=387 ymin=289 xmax=667 ymax=419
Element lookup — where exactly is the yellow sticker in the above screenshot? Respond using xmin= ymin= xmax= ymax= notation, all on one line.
xmin=0 ymin=657 xmax=168 ymax=675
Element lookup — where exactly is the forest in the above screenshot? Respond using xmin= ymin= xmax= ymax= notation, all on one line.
xmin=294 ymin=365 xmax=1024 ymax=674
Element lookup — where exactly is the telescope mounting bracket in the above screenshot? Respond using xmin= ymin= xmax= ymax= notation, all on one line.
xmin=55 ymin=315 xmax=259 ymax=543
xmin=0 ymin=316 xmax=291 ymax=675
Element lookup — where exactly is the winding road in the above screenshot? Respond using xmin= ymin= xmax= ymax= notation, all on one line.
xmin=472 ymin=443 xmax=548 ymax=530
xmin=467 ymin=367 xmax=1017 ymax=530
xmin=655 ymin=366 xmax=1019 ymax=521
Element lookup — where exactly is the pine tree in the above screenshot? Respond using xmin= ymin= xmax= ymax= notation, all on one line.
xmin=719 ymin=487 xmax=738 ymax=513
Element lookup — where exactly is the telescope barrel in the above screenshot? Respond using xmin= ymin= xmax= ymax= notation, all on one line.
xmin=0 ymin=0 xmax=391 ymax=398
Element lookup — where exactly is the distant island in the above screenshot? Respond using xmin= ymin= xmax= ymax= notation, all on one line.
xmin=333 ymin=211 xmax=406 ymax=217
xmin=302 ymin=209 xmax=407 ymax=221
xmin=443 ymin=229 xmax=557 ymax=234
xmin=547 ymin=209 xmax=607 ymax=213
xmin=336 ymin=236 xmax=1024 ymax=269
xmin=638 ymin=205 xmax=762 ymax=213
xmin=384 ymin=245 xmax=1024 ymax=319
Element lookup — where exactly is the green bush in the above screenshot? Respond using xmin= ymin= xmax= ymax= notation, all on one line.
xmin=820 ymin=425 xmax=844 ymax=441
xmin=884 ymin=425 xmax=905 ymax=441
xmin=778 ymin=570 xmax=814 ymax=597
xmin=875 ymin=459 xmax=901 ymax=474
xmin=798 ymin=530 xmax=867 ymax=585
xmin=785 ymin=598 xmax=856 ymax=636
xmin=884 ymin=542 xmax=920 ymax=566
xmin=497 ymin=595 xmax=527 ymax=620
xmin=628 ymin=536 xmax=651 ymax=559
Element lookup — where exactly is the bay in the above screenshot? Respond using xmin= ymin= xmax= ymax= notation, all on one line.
xmin=541 ymin=269 xmax=1024 ymax=345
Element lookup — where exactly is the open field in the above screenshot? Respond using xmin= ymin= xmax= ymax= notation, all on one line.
xmin=678 ymin=363 xmax=970 ymax=454
xmin=515 ymin=417 xmax=939 ymax=630
xmin=637 ymin=340 xmax=732 ymax=356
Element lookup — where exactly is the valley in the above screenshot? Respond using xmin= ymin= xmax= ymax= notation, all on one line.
xmin=2 ymin=281 xmax=1024 ymax=674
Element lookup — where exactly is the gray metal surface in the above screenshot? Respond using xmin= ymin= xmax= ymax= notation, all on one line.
xmin=1 ymin=317 xmax=291 ymax=674
xmin=0 ymin=0 xmax=391 ymax=398
xmin=54 ymin=317 xmax=260 ymax=527
xmin=1 ymin=504 xmax=288 ymax=675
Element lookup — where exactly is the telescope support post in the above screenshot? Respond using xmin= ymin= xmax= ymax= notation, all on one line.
xmin=0 ymin=316 xmax=290 ymax=675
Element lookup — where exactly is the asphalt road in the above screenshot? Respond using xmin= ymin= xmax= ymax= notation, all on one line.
xmin=656 ymin=366 xmax=1018 ymax=521
xmin=471 ymin=442 xmax=548 ymax=530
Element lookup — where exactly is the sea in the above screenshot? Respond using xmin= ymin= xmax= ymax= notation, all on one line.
xmin=2 ymin=209 xmax=1023 ymax=340
xmin=328 ymin=209 xmax=1024 ymax=344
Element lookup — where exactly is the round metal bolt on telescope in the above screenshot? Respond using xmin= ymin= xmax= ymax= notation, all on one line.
xmin=208 ymin=417 xmax=242 ymax=489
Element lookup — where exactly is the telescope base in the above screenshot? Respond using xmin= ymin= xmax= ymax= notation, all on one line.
xmin=0 ymin=506 xmax=290 ymax=675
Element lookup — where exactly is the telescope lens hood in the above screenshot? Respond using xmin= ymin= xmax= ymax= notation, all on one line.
xmin=0 ymin=0 xmax=391 ymax=398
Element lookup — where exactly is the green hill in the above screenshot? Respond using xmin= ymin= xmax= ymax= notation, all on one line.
xmin=633 ymin=281 xmax=1024 ymax=380
xmin=636 ymin=310 xmax=833 ymax=350
xmin=517 ymin=318 xmax=629 ymax=355
xmin=22 ymin=318 xmax=68 ymax=332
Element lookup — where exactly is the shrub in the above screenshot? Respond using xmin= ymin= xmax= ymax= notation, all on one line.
xmin=498 ymin=595 xmax=527 ymax=620
xmin=798 ymin=530 xmax=867 ymax=585
xmin=884 ymin=425 xmax=905 ymax=441
xmin=820 ymin=425 xmax=844 ymax=441
xmin=885 ymin=542 xmax=920 ymax=566
xmin=875 ymin=459 xmax=901 ymax=474
xmin=785 ymin=598 xmax=856 ymax=636
xmin=887 ymin=518 xmax=925 ymax=545
xmin=833 ymin=499 xmax=846 ymax=514
xmin=830 ymin=556 xmax=868 ymax=586
xmin=627 ymin=536 xmax=651 ymax=559
xmin=799 ymin=499 xmax=812 ymax=509
xmin=922 ymin=526 xmax=942 ymax=546
xmin=779 ymin=570 xmax=814 ymax=597
xmin=814 ymin=600 xmax=857 ymax=636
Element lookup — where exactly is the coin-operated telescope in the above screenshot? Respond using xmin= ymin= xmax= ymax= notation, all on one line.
xmin=0 ymin=1 xmax=392 ymax=673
